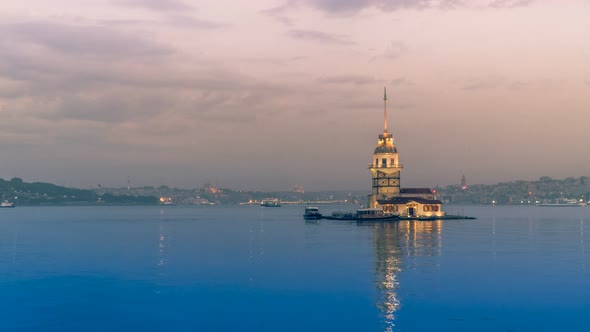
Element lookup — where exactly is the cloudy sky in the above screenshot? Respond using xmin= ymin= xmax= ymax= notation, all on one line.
xmin=0 ymin=0 xmax=589 ymax=191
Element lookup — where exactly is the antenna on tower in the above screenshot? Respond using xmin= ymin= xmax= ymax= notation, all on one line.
xmin=383 ymin=87 xmax=388 ymax=133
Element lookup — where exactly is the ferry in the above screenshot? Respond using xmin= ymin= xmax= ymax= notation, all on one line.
xmin=303 ymin=207 xmax=321 ymax=220
xmin=537 ymin=199 xmax=587 ymax=207
xmin=261 ymin=198 xmax=281 ymax=207
xmin=537 ymin=202 xmax=586 ymax=207
xmin=356 ymin=208 xmax=399 ymax=221
xmin=319 ymin=208 xmax=398 ymax=221
xmin=330 ymin=210 xmax=357 ymax=220
xmin=1 ymin=201 xmax=15 ymax=208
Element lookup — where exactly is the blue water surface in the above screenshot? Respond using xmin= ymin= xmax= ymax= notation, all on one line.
xmin=0 ymin=205 xmax=589 ymax=331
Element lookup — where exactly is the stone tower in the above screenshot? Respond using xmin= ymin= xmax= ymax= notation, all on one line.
xmin=368 ymin=88 xmax=403 ymax=208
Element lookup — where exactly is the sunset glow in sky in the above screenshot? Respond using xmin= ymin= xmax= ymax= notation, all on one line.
xmin=1 ymin=0 xmax=589 ymax=190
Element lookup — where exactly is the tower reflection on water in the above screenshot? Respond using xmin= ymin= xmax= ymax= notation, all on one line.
xmin=366 ymin=220 xmax=443 ymax=332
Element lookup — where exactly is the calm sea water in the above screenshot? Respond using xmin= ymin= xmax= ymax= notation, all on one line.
xmin=1 ymin=205 xmax=589 ymax=331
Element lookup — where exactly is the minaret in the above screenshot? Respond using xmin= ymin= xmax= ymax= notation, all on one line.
xmin=368 ymin=88 xmax=403 ymax=208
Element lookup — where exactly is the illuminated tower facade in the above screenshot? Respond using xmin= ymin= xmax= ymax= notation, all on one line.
xmin=368 ymin=88 xmax=403 ymax=208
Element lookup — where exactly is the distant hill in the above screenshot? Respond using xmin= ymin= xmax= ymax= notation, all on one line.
xmin=3 ymin=175 xmax=589 ymax=206
xmin=435 ymin=176 xmax=590 ymax=205
xmin=0 ymin=177 xmax=158 ymax=206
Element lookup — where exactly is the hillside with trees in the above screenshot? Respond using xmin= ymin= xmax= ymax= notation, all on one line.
xmin=436 ymin=176 xmax=590 ymax=205
xmin=0 ymin=178 xmax=158 ymax=206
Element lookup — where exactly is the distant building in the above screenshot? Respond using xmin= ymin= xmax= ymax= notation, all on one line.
xmin=292 ymin=185 xmax=305 ymax=193
xmin=367 ymin=88 xmax=444 ymax=217
xmin=203 ymin=183 xmax=220 ymax=194
xmin=461 ymin=174 xmax=468 ymax=190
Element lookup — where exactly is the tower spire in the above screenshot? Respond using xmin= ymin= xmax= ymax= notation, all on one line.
xmin=383 ymin=87 xmax=388 ymax=133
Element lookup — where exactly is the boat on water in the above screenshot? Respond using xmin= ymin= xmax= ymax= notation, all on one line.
xmin=316 ymin=208 xmax=398 ymax=221
xmin=356 ymin=208 xmax=399 ymax=221
xmin=537 ymin=203 xmax=587 ymax=207
xmin=261 ymin=198 xmax=281 ymax=207
xmin=303 ymin=207 xmax=321 ymax=220
xmin=1 ymin=201 xmax=15 ymax=208
xmin=537 ymin=199 xmax=587 ymax=207
xmin=330 ymin=210 xmax=357 ymax=220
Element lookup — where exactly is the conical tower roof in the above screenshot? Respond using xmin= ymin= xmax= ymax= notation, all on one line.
xmin=374 ymin=87 xmax=397 ymax=154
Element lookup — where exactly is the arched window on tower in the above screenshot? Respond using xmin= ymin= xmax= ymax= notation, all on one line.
xmin=381 ymin=158 xmax=387 ymax=167
xmin=390 ymin=158 xmax=395 ymax=166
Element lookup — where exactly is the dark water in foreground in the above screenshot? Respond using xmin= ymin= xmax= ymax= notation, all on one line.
xmin=0 ymin=205 xmax=589 ymax=331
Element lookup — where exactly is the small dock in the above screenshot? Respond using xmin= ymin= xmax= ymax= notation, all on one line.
xmin=307 ymin=209 xmax=475 ymax=222
xmin=398 ymin=215 xmax=476 ymax=221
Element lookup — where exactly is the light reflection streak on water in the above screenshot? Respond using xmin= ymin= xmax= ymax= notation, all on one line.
xmin=492 ymin=217 xmax=497 ymax=262
xmin=381 ymin=255 xmax=401 ymax=332
xmin=12 ymin=218 xmax=19 ymax=265
xmin=247 ymin=208 xmax=266 ymax=285
xmin=372 ymin=220 xmax=443 ymax=332
xmin=158 ymin=209 xmax=166 ymax=268
xmin=581 ymin=218 xmax=585 ymax=272
xmin=373 ymin=222 xmax=402 ymax=332
xmin=248 ymin=220 xmax=254 ymax=283
xmin=158 ymin=224 xmax=166 ymax=267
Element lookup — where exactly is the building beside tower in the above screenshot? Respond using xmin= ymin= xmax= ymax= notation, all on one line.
xmin=367 ymin=88 xmax=444 ymax=218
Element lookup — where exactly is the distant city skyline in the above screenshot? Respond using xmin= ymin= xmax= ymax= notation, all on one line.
xmin=1 ymin=0 xmax=589 ymax=191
